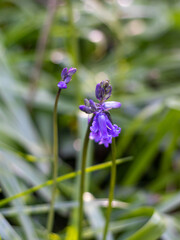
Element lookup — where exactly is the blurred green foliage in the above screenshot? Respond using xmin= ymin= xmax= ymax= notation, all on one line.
xmin=0 ymin=0 xmax=180 ymax=239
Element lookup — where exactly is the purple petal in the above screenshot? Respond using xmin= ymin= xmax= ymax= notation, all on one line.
xmin=89 ymin=115 xmax=101 ymax=142
xmin=64 ymin=76 xmax=72 ymax=84
xmin=103 ymin=101 xmax=121 ymax=110
xmin=113 ymin=125 xmax=121 ymax=137
xmin=97 ymin=113 xmax=108 ymax=138
xmin=99 ymin=136 xmax=112 ymax=148
xmin=79 ymin=105 xmax=92 ymax=114
xmin=104 ymin=85 xmax=112 ymax=100
xmin=61 ymin=68 xmax=68 ymax=79
xmin=89 ymin=99 xmax=97 ymax=111
xmin=84 ymin=98 xmax=90 ymax=106
xmin=88 ymin=110 xmax=121 ymax=148
xmin=108 ymin=123 xmax=121 ymax=137
xmin=90 ymin=115 xmax=99 ymax=132
xmin=105 ymin=117 xmax=121 ymax=137
xmin=57 ymin=81 xmax=67 ymax=89
xmin=89 ymin=131 xmax=101 ymax=142
xmin=67 ymin=67 xmax=77 ymax=76
xmin=106 ymin=118 xmax=114 ymax=131
xmin=95 ymin=83 xmax=104 ymax=101
xmin=79 ymin=105 xmax=87 ymax=112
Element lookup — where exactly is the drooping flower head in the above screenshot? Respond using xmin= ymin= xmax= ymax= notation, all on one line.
xmin=79 ymin=80 xmax=121 ymax=147
xmin=57 ymin=67 xmax=77 ymax=89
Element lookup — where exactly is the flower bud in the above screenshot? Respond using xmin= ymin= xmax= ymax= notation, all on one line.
xmin=95 ymin=80 xmax=112 ymax=101
xmin=57 ymin=81 xmax=67 ymax=89
xmin=67 ymin=68 xmax=77 ymax=76
xmin=64 ymin=76 xmax=71 ymax=84
xmin=95 ymin=83 xmax=105 ymax=101
xmin=58 ymin=67 xmax=76 ymax=89
xmin=102 ymin=101 xmax=121 ymax=110
xmin=61 ymin=68 xmax=68 ymax=79
xmin=84 ymin=98 xmax=90 ymax=106
xmin=89 ymin=99 xmax=97 ymax=111
xmin=79 ymin=105 xmax=92 ymax=114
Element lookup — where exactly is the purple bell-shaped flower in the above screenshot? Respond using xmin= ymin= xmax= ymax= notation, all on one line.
xmin=79 ymin=80 xmax=121 ymax=147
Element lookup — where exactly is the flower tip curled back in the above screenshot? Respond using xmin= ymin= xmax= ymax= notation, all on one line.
xmin=90 ymin=112 xmax=121 ymax=148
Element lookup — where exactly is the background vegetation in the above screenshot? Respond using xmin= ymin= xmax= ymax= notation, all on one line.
xmin=0 ymin=0 xmax=180 ymax=239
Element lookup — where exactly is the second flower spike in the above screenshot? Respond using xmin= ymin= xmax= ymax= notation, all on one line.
xmin=79 ymin=80 xmax=121 ymax=147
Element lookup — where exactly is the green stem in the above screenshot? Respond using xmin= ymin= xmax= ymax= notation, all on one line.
xmin=47 ymin=88 xmax=61 ymax=236
xmin=78 ymin=116 xmax=94 ymax=240
xmin=0 ymin=157 xmax=131 ymax=208
xmin=102 ymin=137 xmax=116 ymax=240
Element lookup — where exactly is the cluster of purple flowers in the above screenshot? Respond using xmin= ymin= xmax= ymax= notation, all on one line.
xmin=79 ymin=80 xmax=121 ymax=147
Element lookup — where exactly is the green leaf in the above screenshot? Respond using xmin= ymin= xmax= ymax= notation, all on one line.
xmin=0 ymin=213 xmax=22 ymax=240
xmin=125 ymin=208 xmax=166 ymax=240
xmin=0 ymin=157 xmax=132 ymax=207
xmin=0 ymin=156 xmax=38 ymax=240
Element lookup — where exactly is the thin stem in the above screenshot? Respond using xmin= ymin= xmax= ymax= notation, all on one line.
xmin=47 ymin=88 xmax=61 ymax=236
xmin=78 ymin=116 xmax=94 ymax=240
xmin=0 ymin=157 xmax=132 ymax=208
xmin=102 ymin=137 xmax=116 ymax=240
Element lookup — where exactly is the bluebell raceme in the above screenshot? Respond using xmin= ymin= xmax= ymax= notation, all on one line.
xmin=79 ymin=80 xmax=121 ymax=147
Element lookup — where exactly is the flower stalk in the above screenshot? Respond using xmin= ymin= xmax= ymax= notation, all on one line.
xmin=78 ymin=115 xmax=95 ymax=240
xmin=102 ymin=137 xmax=116 ymax=240
xmin=47 ymin=88 xmax=61 ymax=236
xmin=78 ymin=79 xmax=121 ymax=239
xmin=46 ymin=67 xmax=76 ymax=237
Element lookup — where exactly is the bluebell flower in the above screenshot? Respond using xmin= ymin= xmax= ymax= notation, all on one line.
xmin=79 ymin=80 xmax=121 ymax=147
xmin=57 ymin=67 xmax=77 ymax=89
